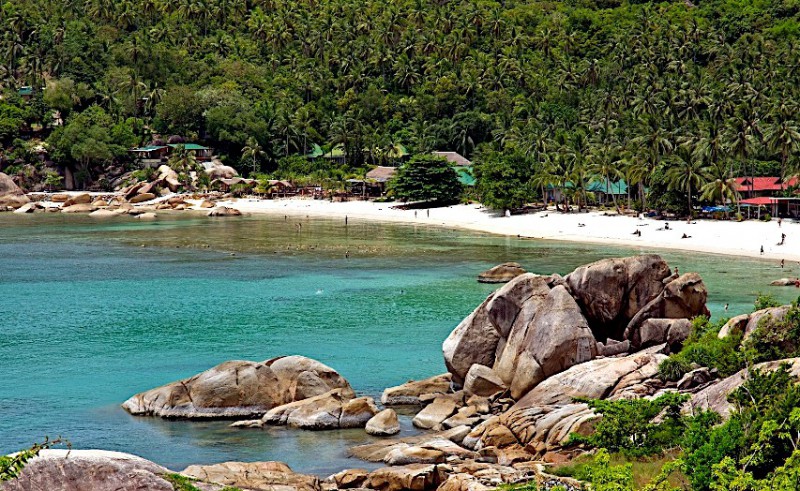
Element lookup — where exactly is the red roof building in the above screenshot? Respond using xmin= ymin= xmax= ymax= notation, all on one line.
xmin=734 ymin=177 xmax=798 ymax=197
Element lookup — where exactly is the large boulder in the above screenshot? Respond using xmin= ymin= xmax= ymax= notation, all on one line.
xmin=516 ymin=285 xmax=597 ymax=380
xmin=122 ymin=355 xmax=351 ymax=419
xmin=486 ymin=273 xmax=550 ymax=339
xmin=686 ymin=358 xmax=800 ymax=419
xmin=514 ymin=346 xmax=668 ymax=407
xmin=206 ymin=164 xmax=238 ymax=180
xmin=742 ymin=306 xmax=791 ymax=340
xmin=624 ymin=273 xmax=710 ymax=340
xmin=350 ymin=427 xmax=472 ymax=463
xmin=61 ymin=203 xmax=97 ymax=213
xmin=182 ymin=461 xmax=320 ymax=491
xmin=0 ymin=172 xmax=23 ymax=196
xmin=63 ymin=193 xmax=91 ymax=206
xmin=443 ymin=294 xmax=501 ymax=386
xmin=382 ymin=374 xmax=453 ymax=405
xmin=0 ymin=450 xmax=174 ymax=491
xmin=477 ymin=262 xmax=526 ymax=283
xmin=565 ymin=255 xmax=671 ymax=341
xmin=262 ymin=389 xmax=376 ymax=430
xmin=626 ymin=318 xmax=691 ymax=351
xmin=367 ymin=409 xmax=401 ymax=436
xmin=463 ymin=364 xmax=507 ymax=397
xmin=465 ymin=403 xmax=599 ymax=456
xmin=412 ymin=396 xmax=460 ymax=430
xmin=208 ymin=206 xmax=242 ymax=217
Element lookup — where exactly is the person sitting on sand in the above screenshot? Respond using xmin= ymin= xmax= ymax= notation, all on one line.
xmin=681 ymin=233 xmax=691 ymax=239
xmin=665 ymin=222 xmax=670 ymax=230
xmin=632 ymin=229 xmax=641 ymax=236
xmin=578 ymin=223 xmax=586 ymax=227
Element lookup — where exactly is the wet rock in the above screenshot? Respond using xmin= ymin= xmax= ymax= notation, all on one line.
xmin=122 ymin=355 xmax=351 ymax=419
xmin=134 ymin=212 xmax=157 ymax=219
xmin=208 ymin=206 xmax=242 ymax=217
xmin=770 ymin=278 xmax=797 ymax=286
xmin=382 ymin=374 xmax=452 ymax=405
xmin=61 ymin=203 xmax=97 ymax=213
xmin=366 ymin=409 xmax=401 ymax=436
xmin=13 ymin=202 xmax=40 ymax=213
xmin=478 ymin=262 xmax=527 ymax=284
xmin=264 ymin=389 xmax=376 ymax=430
xmin=89 ymin=209 xmax=117 ymax=217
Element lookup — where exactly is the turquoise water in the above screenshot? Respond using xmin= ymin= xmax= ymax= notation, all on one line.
xmin=1 ymin=213 xmax=797 ymax=474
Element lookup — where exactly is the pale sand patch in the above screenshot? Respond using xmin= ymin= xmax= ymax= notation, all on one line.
xmin=214 ymin=197 xmax=800 ymax=263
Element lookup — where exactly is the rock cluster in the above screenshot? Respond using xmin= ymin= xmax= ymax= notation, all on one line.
xmin=0 ymin=172 xmax=29 ymax=210
xmin=477 ymin=262 xmax=527 ymax=283
xmin=122 ymin=355 xmax=352 ymax=419
xmin=443 ymin=255 xmax=709 ymax=397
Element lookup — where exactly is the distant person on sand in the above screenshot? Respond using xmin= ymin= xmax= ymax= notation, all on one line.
xmin=665 ymin=222 xmax=670 ymax=230
xmin=779 ymin=217 xmax=783 ymax=227
xmin=781 ymin=259 xmax=785 ymax=268
xmin=781 ymin=233 xmax=786 ymax=245
xmin=681 ymin=233 xmax=691 ymax=239
xmin=761 ymin=245 xmax=764 ymax=255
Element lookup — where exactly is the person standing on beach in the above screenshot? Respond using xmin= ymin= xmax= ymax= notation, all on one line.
xmin=426 ymin=209 xmax=429 ymax=218
xmin=781 ymin=259 xmax=785 ymax=268
xmin=761 ymin=245 xmax=764 ymax=255
xmin=779 ymin=217 xmax=783 ymax=227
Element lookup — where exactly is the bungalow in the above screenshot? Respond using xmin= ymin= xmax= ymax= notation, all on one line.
xmin=734 ymin=177 xmax=798 ymax=199
xmin=432 ymin=151 xmax=471 ymax=166
xmin=129 ymin=143 xmax=213 ymax=167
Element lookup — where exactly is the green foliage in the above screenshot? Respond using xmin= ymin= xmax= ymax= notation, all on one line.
xmin=496 ymin=481 xmax=538 ymax=491
xmin=390 ymin=155 xmax=462 ymax=205
xmin=570 ymin=393 xmax=690 ymax=457
xmin=658 ymin=316 xmax=745 ymax=382
xmin=163 ymin=473 xmax=202 ymax=491
xmin=583 ymin=449 xmax=635 ymax=491
xmin=683 ymin=365 xmax=800 ymax=491
xmin=754 ymin=293 xmax=782 ymax=310
xmin=744 ymin=299 xmax=800 ymax=364
xmin=474 ymin=152 xmax=535 ymax=210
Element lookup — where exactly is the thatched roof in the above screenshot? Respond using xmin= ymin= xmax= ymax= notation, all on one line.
xmin=366 ymin=166 xmax=397 ymax=182
xmin=432 ymin=151 xmax=471 ymax=166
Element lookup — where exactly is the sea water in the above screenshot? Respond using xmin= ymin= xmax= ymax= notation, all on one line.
xmin=0 ymin=212 xmax=797 ymax=474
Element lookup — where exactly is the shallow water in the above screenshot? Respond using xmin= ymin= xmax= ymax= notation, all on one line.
xmin=0 ymin=212 xmax=797 ymax=474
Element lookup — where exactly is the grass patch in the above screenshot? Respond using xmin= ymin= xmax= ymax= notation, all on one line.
xmin=551 ymin=451 xmax=688 ymax=490
xmin=163 ymin=473 xmax=202 ymax=491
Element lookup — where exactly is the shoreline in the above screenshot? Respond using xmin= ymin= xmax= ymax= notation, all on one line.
xmin=217 ymin=197 xmax=800 ymax=263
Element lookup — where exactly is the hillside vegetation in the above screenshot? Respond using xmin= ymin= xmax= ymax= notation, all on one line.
xmin=3 ymin=0 xmax=800 ymax=205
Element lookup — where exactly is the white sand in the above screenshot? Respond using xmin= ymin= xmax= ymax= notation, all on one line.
xmin=217 ymin=197 xmax=800 ymax=263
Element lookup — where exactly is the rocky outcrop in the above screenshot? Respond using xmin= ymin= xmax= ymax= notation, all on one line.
xmin=366 ymin=463 xmax=441 ymax=491
xmin=443 ymin=294 xmax=501 ymax=386
xmin=0 ymin=450 xmax=175 ymax=491
xmin=182 ymin=460 xmax=321 ymax=491
xmin=687 ymin=358 xmax=800 ymax=418
xmin=770 ymin=278 xmax=798 ymax=286
xmin=514 ymin=346 xmax=668 ymax=407
xmin=122 ymin=355 xmax=351 ymax=419
xmin=367 ymin=409 xmax=401 ymax=436
xmin=444 ymin=255 xmax=708 ymax=404
xmin=626 ymin=318 xmax=691 ymax=351
xmin=565 ymin=255 xmax=671 ymax=341
xmin=624 ymin=273 xmax=710 ymax=340
xmin=382 ymin=374 xmax=453 ymax=405
xmin=0 ymin=172 xmax=29 ymax=210
xmin=477 ymin=263 xmax=527 ymax=283
xmin=61 ymin=203 xmax=97 ymax=213
xmin=63 ymin=193 xmax=91 ymax=206
xmin=351 ymin=427 xmax=473 ymax=463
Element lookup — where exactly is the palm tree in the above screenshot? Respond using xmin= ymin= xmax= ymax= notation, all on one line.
xmin=666 ymin=148 xmax=711 ymax=219
xmin=700 ymin=161 xmax=739 ymax=213
xmin=242 ymin=138 xmax=265 ymax=176
xmin=766 ymin=117 xmax=800 ymax=190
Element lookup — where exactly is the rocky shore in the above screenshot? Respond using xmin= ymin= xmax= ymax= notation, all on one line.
xmin=6 ymin=254 xmax=800 ymax=491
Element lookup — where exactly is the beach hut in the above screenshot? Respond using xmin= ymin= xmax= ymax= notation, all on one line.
xmin=432 ymin=151 xmax=471 ymax=166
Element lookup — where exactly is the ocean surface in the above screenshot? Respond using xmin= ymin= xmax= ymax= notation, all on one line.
xmin=1 ymin=212 xmax=798 ymax=474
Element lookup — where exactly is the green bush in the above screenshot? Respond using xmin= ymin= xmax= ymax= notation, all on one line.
xmin=658 ymin=317 xmax=745 ymax=382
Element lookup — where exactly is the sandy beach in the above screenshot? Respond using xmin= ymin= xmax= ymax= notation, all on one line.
xmin=217 ymin=197 xmax=800 ymax=263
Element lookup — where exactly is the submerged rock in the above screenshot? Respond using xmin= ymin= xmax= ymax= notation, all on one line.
xmin=477 ymin=262 xmax=527 ymax=283
xmin=122 ymin=355 xmax=351 ymax=419
xmin=208 ymin=206 xmax=242 ymax=217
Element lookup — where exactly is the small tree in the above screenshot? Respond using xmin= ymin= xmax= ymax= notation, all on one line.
xmin=390 ymin=155 xmax=462 ymax=205
xmin=474 ymin=153 xmax=534 ymax=211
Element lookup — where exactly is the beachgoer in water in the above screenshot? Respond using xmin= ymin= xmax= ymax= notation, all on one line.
xmin=345 ymin=250 xmax=349 ymax=259
xmin=674 ymin=267 xmax=679 ymax=276
xmin=724 ymin=303 xmax=729 ymax=312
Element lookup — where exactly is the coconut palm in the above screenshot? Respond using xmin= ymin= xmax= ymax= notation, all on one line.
xmin=666 ymin=147 xmax=711 ymax=218
xmin=242 ymin=138 xmax=266 ymax=176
